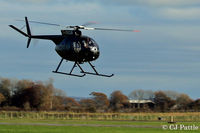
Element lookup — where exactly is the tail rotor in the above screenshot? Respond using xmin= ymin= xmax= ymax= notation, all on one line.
xmin=9 ymin=16 xmax=32 ymax=48
xmin=25 ymin=17 xmax=32 ymax=48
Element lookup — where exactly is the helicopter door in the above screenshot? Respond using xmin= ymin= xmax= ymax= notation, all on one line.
xmin=73 ymin=41 xmax=81 ymax=53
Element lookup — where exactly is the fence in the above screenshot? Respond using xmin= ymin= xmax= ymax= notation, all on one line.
xmin=0 ymin=111 xmax=199 ymax=122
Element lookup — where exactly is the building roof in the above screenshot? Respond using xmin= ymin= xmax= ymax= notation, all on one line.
xmin=129 ymin=99 xmax=155 ymax=104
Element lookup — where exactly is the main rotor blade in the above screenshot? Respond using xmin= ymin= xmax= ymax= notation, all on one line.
xmin=16 ymin=19 xmax=61 ymax=27
xmin=16 ymin=19 xmax=139 ymax=32
xmin=87 ymin=27 xmax=140 ymax=32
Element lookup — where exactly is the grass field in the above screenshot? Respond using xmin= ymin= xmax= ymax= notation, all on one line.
xmin=0 ymin=112 xmax=199 ymax=133
xmin=0 ymin=125 xmax=165 ymax=133
xmin=0 ymin=119 xmax=199 ymax=133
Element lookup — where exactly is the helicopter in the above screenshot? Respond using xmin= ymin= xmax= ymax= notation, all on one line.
xmin=9 ymin=17 xmax=139 ymax=77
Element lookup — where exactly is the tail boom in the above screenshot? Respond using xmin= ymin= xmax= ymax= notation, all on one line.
xmin=10 ymin=17 xmax=64 ymax=46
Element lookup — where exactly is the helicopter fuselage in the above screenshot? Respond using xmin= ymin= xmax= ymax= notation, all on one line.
xmin=55 ymin=35 xmax=100 ymax=63
xmin=9 ymin=17 xmax=115 ymax=77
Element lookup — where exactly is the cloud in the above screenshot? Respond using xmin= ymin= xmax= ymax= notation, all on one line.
xmin=3 ymin=0 xmax=200 ymax=7
xmin=2 ymin=0 xmax=51 ymax=4
xmin=133 ymin=0 xmax=200 ymax=7
xmin=79 ymin=0 xmax=200 ymax=7
xmin=159 ymin=8 xmax=200 ymax=20
xmin=0 ymin=0 xmax=136 ymax=37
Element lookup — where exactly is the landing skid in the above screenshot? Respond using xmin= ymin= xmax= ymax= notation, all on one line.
xmin=77 ymin=62 xmax=114 ymax=77
xmin=52 ymin=58 xmax=114 ymax=77
xmin=81 ymin=72 xmax=114 ymax=77
xmin=52 ymin=71 xmax=85 ymax=77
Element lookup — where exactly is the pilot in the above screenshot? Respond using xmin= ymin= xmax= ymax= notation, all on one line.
xmin=82 ymin=40 xmax=88 ymax=48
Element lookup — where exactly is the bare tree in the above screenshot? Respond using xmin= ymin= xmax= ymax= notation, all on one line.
xmin=129 ymin=89 xmax=154 ymax=100
xmin=11 ymin=79 xmax=34 ymax=108
xmin=129 ymin=89 xmax=144 ymax=100
xmin=176 ymin=94 xmax=193 ymax=110
xmin=188 ymin=99 xmax=200 ymax=111
xmin=80 ymin=99 xmax=96 ymax=112
xmin=163 ymin=90 xmax=181 ymax=100
xmin=0 ymin=93 xmax=5 ymax=105
xmin=52 ymin=95 xmax=65 ymax=110
xmin=110 ymin=91 xmax=129 ymax=111
xmin=90 ymin=92 xmax=109 ymax=111
xmin=12 ymin=80 xmax=55 ymax=111
xmin=0 ymin=78 xmax=12 ymax=105
xmin=144 ymin=90 xmax=154 ymax=100
xmin=154 ymin=91 xmax=175 ymax=112
xmin=64 ymin=97 xmax=80 ymax=111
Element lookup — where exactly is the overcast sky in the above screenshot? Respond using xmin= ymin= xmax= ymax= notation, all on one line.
xmin=0 ymin=0 xmax=200 ymax=99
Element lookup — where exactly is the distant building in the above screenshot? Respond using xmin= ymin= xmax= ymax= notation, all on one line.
xmin=129 ymin=99 xmax=155 ymax=109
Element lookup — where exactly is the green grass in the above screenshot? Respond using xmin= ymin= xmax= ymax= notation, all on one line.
xmin=0 ymin=119 xmax=199 ymax=133
xmin=0 ymin=125 xmax=199 ymax=133
xmin=0 ymin=112 xmax=199 ymax=132
xmin=0 ymin=125 xmax=151 ymax=133
xmin=0 ymin=119 xmax=199 ymax=126
xmin=0 ymin=119 xmax=162 ymax=125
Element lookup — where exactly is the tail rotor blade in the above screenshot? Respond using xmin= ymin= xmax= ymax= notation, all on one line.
xmin=25 ymin=17 xmax=31 ymax=36
xmin=27 ymin=38 xmax=31 ymax=48
xmin=25 ymin=17 xmax=32 ymax=48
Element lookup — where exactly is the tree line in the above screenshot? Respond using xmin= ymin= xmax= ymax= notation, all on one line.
xmin=0 ymin=77 xmax=199 ymax=112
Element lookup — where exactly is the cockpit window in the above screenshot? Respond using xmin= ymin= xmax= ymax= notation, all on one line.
xmin=82 ymin=40 xmax=87 ymax=48
xmin=88 ymin=39 xmax=93 ymax=46
xmin=81 ymin=37 xmax=98 ymax=49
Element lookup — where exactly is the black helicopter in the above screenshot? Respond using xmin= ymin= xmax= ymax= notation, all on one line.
xmin=9 ymin=17 xmax=139 ymax=77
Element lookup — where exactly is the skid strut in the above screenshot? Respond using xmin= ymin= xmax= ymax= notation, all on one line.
xmin=79 ymin=62 xmax=114 ymax=77
xmin=52 ymin=58 xmax=85 ymax=77
xmin=52 ymin=58 xmax=114 ymax=77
